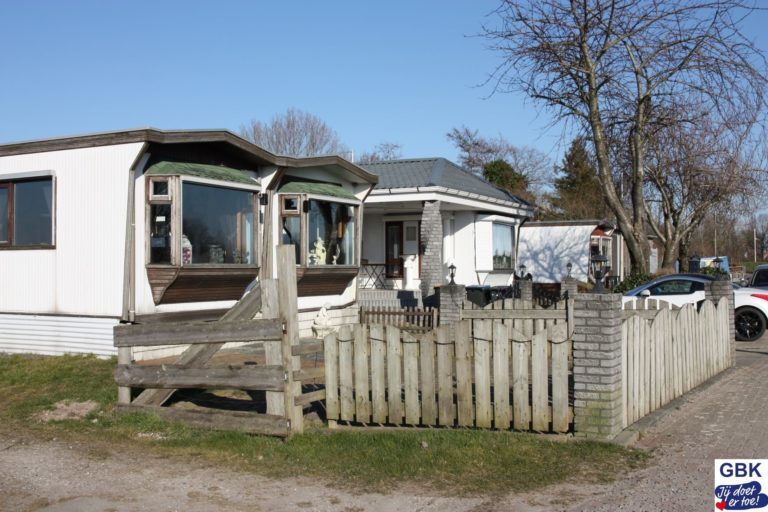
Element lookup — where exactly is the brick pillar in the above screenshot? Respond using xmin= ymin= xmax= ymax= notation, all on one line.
xmin=439 ymin=284 xmax=465 ymax=326
xmin=420 ymin=200 xmax=443 ymax=303
xmin=561 ymin=277 xmax=578 ymax=299
xmin=706 ymin=279 xmax=736 ymax=367
xmin=572 ymin=293 xmax=624 ymax=440
xmin=519 ymin=279 xmax=533 ymax=301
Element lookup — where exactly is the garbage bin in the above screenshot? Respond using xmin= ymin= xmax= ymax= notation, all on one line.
xmin=465 ymin=286 xmax=492 ymax=307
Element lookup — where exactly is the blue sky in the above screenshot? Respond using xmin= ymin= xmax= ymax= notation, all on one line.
xmin=1 ymin=1 xmax=767 ymax=167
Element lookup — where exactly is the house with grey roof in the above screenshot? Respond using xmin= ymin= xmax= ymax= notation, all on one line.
xmin=360 ymin=158 xmax=535 ymax=300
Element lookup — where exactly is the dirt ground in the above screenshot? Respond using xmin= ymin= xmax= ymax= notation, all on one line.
xmin=0 ymin=433 xmax=567 ymax=512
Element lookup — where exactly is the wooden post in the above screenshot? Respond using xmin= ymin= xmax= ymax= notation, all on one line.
xmin=261 ymin=279 xmax=283 ymax=416
xmin=277 ymin=245 xmax=303 ymax=434
xmin=117 ymin=346 xmax=132 ymax=404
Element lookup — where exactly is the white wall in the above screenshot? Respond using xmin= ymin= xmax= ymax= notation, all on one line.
xmin=0 ymin=143 xmax=144 ymax=317
xmin=518 ymin=225 xmax=594 ymax=283
xmin=361 ymin=212 xmax=384 ymax=263
xmin=453 ymin=211 xmax=480 ymax=285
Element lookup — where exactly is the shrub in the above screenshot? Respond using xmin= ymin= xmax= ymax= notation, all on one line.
xmin=613 ymin=273 xmax=654 ymax=294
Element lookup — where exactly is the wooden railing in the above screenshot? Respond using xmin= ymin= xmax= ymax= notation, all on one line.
xmin=359 ymin=306 xmax=437 ymax=333
xmin=113 ymin=246 xmax=322 ymax=436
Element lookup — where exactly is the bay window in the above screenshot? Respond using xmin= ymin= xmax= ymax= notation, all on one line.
xmin=147 ymin=175 xmax=258 ymax=266
xmin=0 ymin=177 xmax=54 ymax=248
xmin=279 ymin=192 xmax=359 ymax=267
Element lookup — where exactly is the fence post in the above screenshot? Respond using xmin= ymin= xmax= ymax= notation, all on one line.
xmin=277 ymin=245 xmax=303 ymax=435
xmin=706 ymin=278 xmax=735 ymax=366
xmin=572 ymin=293 xmax=624 ymax=440
xmin=519 ymin=279 xmax=533 ymax=301
xmin=439 ymin=284 xmax=465 ymax=325
xmin=561 ymin=277 xmax=578 ymax=299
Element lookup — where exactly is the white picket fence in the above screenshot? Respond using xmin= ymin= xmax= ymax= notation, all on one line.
xmin=621 ymin=297 xmax=731 ymax=428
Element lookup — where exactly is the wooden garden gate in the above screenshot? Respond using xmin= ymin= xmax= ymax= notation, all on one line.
xmin=113 ymin=246 xmax=321 ymax=436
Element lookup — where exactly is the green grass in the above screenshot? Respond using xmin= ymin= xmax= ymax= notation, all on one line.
xmin=0 ymin=354 xmax=648 ymax=495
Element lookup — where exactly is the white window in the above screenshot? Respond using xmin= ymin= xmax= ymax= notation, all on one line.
xmin=492 ymin=223 xmax=515 ymax=270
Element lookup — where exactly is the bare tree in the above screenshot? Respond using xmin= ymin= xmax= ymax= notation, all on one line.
xmin=357 ymin=142 xmax=403 ymax=164
xmin=645 ymin=106 xmax=764 ymax=270
xmin=484 ymin=0 xmax=767 ymax=273
xmin=447 ymin=126 xmax=551 ymax=198
xmin=240 ymin=108 xmax=348 ymax=157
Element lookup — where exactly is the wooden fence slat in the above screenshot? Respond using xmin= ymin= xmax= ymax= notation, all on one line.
xmin=621 ymin=318 xmax=628 ymax=428
xmin=436 ymin=325 xmax=454 ymax=426
xmin=387 ymin=325 xmax=404 ymax=424
xmin=419 ymin=331 xmax=437 ymax=426
xmin=370 ymin=324 xmax=387 ymax=424
xmin=512 ymin=302 xmax=533 ymax=430
xmin=403 ymin=331 xmax=420 ymax=425
xmin=323 ymin=331 xmax=339 ymax=423
xmin=455 ymin=320 xmax=474 ymax=427
xmin=354 ymin=324 xmax=371 ymax=422
xmin=474 ymin=319 xmax=493 ymax=428
xmin=114 ymin=364 xmax=285 ymax=391
xmin=493 ymin=321 xmax=511 ymax=430
xmin=551 ymin=323 xmax=569 ymax=433
xmin=461 ymin=309 xmax=567 ymax=320
xmin=531 ymin=322 xmax=549 ymax=431
xmin=114 ymin=318 xmax=283 ymax=347
xmin=338 ymin=325 xmax=355 ymax=422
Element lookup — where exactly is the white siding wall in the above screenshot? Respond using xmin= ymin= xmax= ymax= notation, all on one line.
xmin=0 ymin=143 xmax=144 ymax=316
xmin=453 ymin=211 xmax=480 ymax=285
xmin=0 ymin=313 xmax=119 ymax=357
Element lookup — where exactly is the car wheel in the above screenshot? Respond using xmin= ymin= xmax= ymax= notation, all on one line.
xmin=735 ymin=306 xmax=766 ymax=342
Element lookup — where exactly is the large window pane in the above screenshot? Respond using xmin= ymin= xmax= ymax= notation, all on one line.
xmin=182 ymin=182 xmax=255 ymax=264
xmin=307 ymin=200 xmax=356 ymax=265
xmin=14 ymin=179 xmax=52 ymax=246
xmin=492 ymin=223 xmax=514 ymax=270
xmin=0 ymin=187 xmax=7 ymax=243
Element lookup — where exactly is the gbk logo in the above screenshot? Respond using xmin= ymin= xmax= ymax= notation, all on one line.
xmin=715 ymin=460 xmax=768 ymax=510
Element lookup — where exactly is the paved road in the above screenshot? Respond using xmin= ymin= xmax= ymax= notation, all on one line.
xmin=524 ymin=334 xmax=768 ymax=511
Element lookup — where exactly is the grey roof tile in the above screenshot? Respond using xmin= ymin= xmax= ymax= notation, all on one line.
xmin=361 ymin=158 xmax=531 ymax=206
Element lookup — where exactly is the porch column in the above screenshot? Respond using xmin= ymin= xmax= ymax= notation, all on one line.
xmin=420 ymin=200 xmax=443 ymax=303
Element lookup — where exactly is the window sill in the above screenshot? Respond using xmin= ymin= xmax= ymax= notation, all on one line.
xmin=0 ymin=245 xmax=56 ymax=251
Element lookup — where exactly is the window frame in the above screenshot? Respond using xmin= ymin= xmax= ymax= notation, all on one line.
xmin=277 ymin=192 xmax=361 ymax=268
xmin=491 ymin=222 xmax=515 ymax=271
xmin=0 ymin=176 xmax=55 ymax=250
xmin=146 ymin=175 xmax=260 ymax=267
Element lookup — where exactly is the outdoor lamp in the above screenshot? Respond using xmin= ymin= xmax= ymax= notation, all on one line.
xmin=713 ymin=256 xmax=722 ymax=271
xmin=566 ymin=261 xmax=573 ymax=279
xmin=449 ymin=263 xmax=456 ymax=285
xmin=519 ymin=264 xmax=527 ymax=278
xmin=591 ymin=254 xmax=609 ymax=293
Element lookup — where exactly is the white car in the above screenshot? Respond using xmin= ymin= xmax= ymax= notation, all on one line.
xmin=622 ymin=274 xmax=768 ymax=341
